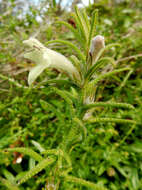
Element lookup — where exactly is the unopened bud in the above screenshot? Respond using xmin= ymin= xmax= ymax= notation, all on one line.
xmin=89 ymin=35 xmax=105 ymax=64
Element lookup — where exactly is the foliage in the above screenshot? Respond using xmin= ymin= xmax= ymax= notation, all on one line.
xmin=0 ymin=1 xmax=142 ymax=190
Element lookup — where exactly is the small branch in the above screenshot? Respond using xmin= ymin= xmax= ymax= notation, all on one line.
xmin=116 ymin=54 xmax=142 ymax=64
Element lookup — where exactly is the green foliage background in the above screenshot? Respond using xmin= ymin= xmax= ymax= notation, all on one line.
xmin=0 ymin=0 xmax=142 ymax=190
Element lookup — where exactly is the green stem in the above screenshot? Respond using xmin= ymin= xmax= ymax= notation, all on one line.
xmin=62 ymin=175 xmax=108 ymax=190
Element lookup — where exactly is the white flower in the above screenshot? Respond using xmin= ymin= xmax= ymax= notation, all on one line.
xmin=23 ymin=38 xmax=80 ymax=85
xmin=89 ymin=35 xmax=105 ymax=65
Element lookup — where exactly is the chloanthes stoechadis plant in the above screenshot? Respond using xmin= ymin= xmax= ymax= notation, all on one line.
xmin=2 ymin=7 xmax=137 ymax=190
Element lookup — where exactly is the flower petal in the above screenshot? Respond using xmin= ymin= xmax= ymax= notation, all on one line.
xmin=24 ymin=50 xmax=51 ymax=67
xmin=46 ymin=48 xmax=80 ymax=80
xmin=27 ymin=51 xmax=51 ymax=85
xmin=23 ymin=38 xmax=45 ymax=49
xmin=28 ymin=62 xmax=49 ymax=86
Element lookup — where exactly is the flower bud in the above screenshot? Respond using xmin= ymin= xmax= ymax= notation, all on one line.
xmin=89 ymin=35 xmax=105 ymax=64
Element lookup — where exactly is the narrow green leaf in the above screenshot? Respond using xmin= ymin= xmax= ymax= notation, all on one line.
xmin=71 ymin=12 xmax=87 ymax=49
xmin=117 ymin=69 xmax=133 ymax=91
xmin=62 ymin=175 xmax=108 ymax=190
xmin=31 ymin=140 xmax=45 ymax=153
xmin=0 ymin=177 xmax=19 ymax=190
xmin=18 ymin=157 xmax=55 ymax=185
xmin=84 ymin=68 xmax=131 ymax=102
xmin=124 ymin=141 xmax=142 ymax=153
xmin=88 ymin=9 xmax=98 ymax=48
xmin=70 ymin=55 xmax=82 ymax=76
xmin=86 ymin=117 xmax=137 ymax=124
xmin=89 ymin=67 xmax=131 ymax=87
xmin=74 ymin=6 xmax=89 ymax=42
xmin=29 ymin=158 xmax=36 ymax=170
xmin=55 ymin=21 xmax=83 ymax=46
xmin=46 ymin=39 xmax=85 ymax=62
xmin=42 ymin=149 xmax=72 ymax=167
xmin=86 ymin=57 xmax=116 ymax=80
xmin=73 ymin=117 xmax=87 ymax=139
xmin=131 ymin=168 xmax=139 ymax=190
xmin=47 ymin=87 xmax=75 ymax=115
xmin=2 ymin=169 xmax=15 ymax=183
xmin=83 ymin=102 xmax=134 ymax=110
xmin=82 ymin=9 xmax=90 ymax=32
xmin=4 ymin=147 xmax=43 ymax=162
xmin=40 ymin=99 xmax=64 ymax=120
